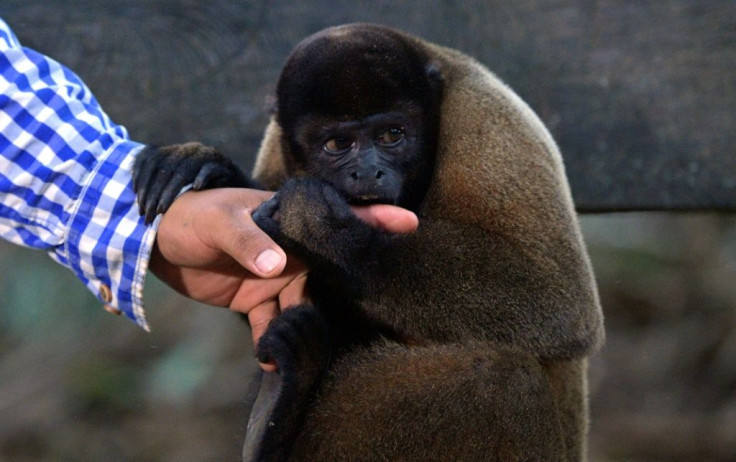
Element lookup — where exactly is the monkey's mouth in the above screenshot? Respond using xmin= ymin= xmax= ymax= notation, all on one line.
xmin=348 ymin=195 xmax=395 ymax=206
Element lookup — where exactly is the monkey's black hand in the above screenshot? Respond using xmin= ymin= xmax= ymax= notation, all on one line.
xmin=133 ymin=142 xmax=251 ymax=224
xmin=252 ymin=178 xmax=377 ymax=270
xmin=256 ymin=304 xmax=330 ymax=380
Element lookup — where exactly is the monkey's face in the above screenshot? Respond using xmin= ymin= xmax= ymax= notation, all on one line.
xmin=291 ymin=104 xmax=425 ymax=207
xmin=275 ymin=24 xmax=443 ymax=210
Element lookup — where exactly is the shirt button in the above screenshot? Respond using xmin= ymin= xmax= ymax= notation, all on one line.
xmin=99 ymin=283 xmax=113 ymax=303
xmin=104 ymin=304 xmax=122 ymax=315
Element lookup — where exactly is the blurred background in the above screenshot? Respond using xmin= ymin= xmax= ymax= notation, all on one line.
xmin=0 ymin=1 xmax=734 ymax=460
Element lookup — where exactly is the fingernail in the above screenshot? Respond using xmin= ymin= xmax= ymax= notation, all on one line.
xmin=255 ymin=249 xmax=282 ymax=274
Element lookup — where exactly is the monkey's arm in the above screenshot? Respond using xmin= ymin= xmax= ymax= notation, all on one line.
xmin=245 ymin=304 xmax=331 ymax=462
xmin=253 ymin=178 xmax=603 ymax=361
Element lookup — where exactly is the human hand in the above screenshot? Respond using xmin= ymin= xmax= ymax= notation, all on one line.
xmin=149 ymin=187 xmax=417 ymax=370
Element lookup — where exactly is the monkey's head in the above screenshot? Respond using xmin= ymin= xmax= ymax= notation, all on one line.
xmin=274 ymin=24 xmax=443 ymax=210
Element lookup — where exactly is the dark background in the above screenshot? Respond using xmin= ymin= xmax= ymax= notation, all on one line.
xmin=2 ymin=0 xmax=734 ymax=211
xmin=0 ymin=1 xmax=734 ymax=460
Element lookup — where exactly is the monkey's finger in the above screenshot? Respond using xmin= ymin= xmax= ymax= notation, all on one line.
xmin=132 ymin=149 xmax=152 ymax=195
xmin=143 ymin=156 xmax=187 ymax=224
xmin=133 ymin=151 xmax=161 ymax=216
xmin=155 ymin=172 xmax=191 ymax=216
xmin=143 ymin=179 xmax=167 ymax=225
xmin=253 ymin=194 xmax=280 ymax=218
xmin=192 ymin=162 xmax=231 ymax=190
xmin=254 ymin=346 xmax=275 ymax=368
xmin=252 ymin=195 xmax=282 ymax=236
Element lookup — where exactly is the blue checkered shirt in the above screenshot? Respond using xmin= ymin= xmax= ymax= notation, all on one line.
xmin=0 ymin=19 xmax=155 ymax=330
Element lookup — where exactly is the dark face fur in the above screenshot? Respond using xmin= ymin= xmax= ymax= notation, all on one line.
xmin=275 ymin=24 xmax=442 ymax=210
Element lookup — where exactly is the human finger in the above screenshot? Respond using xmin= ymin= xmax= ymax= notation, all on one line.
xmin=226 ymin=258 xmax=308 ymax=314
xmin=351 ymin=204 xmax=419 ymax=233
xmin=278 ymin=269 xmax=309 ymax=310
xmin=248 ymin=301 xmax=279 ymax=372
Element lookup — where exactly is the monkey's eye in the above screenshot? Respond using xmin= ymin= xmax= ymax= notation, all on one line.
xmin=323 ymin=136 xmax=354 ymax=154
xmin=376 ymin=126 xmax=405 ymax=146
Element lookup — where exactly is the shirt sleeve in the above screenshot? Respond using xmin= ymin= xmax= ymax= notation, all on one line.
xmin=0 ymin=18 xmax=156 ymax=330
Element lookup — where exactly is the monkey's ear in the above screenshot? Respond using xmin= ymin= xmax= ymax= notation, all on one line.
xmin=265 ymin=94 xmax=278 ymax=116
xmin=425 ymin=61 xmax=444 ymax=96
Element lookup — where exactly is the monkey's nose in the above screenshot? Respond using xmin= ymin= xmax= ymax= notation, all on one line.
xmin=350 ymin=169 xmax=385 ymax=181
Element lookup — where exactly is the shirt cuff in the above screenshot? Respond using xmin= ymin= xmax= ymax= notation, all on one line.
xmin=62 ymin=140 xmax=156 ymax=330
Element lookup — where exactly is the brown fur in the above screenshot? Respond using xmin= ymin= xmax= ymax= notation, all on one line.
xmin=252 ymin=24 xmax=604 ymax=461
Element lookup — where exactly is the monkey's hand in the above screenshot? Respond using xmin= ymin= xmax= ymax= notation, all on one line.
xmin=256 ymin=303 xmax=330 ymax=378
xmin=252 ymin=178 xmax=379 ymax=272
xmin=247 ymin=304 xmax=330 ymax=461
xmin=133 ymin=142 xmax=252 ymax=224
